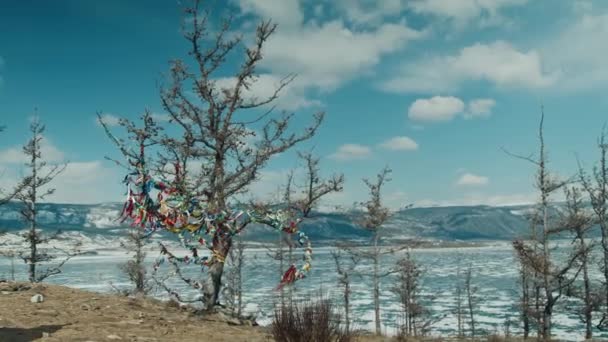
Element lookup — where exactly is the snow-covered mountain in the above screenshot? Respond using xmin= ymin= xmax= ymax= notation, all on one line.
xmin=0 ymin=201 xmax=545 ymax=245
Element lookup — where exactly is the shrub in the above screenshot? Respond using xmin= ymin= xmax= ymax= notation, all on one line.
xmin=271 ymin=297 xmax=351 ymax=342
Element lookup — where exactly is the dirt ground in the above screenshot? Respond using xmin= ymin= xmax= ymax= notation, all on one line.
xmin=0 ymin=281 xmax=539 ymax=342
xmin=0 ymin=281 xmax=272 ymax=342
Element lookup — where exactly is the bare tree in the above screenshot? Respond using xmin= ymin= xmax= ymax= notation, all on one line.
xmin=223 ymin=235 xmax=246 ymax=318
xmin=464 ymin=264 xmax=478 ymax=337
xmin=562 ymin=186 xmax=598 ymax=339
xmin=578 ymin=128 xmax=608 ymax=330
xmin=14 ymin=118 xmax=79 ymax=283
xmin=331 ymin=250 xmax=359 ymax=335
xmin=506 ymin=109 xmax=582 ymax=339
xmin=454 ymin=261 xmax=465 ymax=338
xmin=153 ymin=0 xmax=326 ymax=311
xmin=98 ymin=111 xmax=161 ymax=295
xmin=392 ymin=249 xmax=433 ymax=338
xmin=267 ymin=152 xmax=344 ymax=303
xmin=340 ymin=166 xmax=407 ymax=335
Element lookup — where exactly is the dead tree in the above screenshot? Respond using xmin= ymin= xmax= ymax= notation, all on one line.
xmin=340 ymin=166 xmax=406 ymax=335
xmin=331 ymin=250 xmax=359 ymax=335
xmin=454 ymin=260 xmax=465 ymax=338
xmin=14 ymin=118 xmax=80 ymax=283
xmin=150 ymin=0 xmax=326 ymax=311
xmin=464 ymin=264 xmax=477 ymax=337
xmin=506 ymin=109 xmax=582 ymax=339
xmin=223 ymin=235 xmax=246 ymax=318
xmin=267 ymin=152 xmax=344 ymax=303
xmin=392 ymin=249 xmax=431 ymax=337
xmin=98 ymin=111 xmax=161 ymax=295
xmin=578 ymin=128 xmax=608 ymax=330
xmin=118 ymin=226 xmax=153 ymax=295
xmin=562 ymin=186 xmax=598 ymax=339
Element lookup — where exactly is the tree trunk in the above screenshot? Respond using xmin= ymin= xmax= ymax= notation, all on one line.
xmin=521 ymin=269 xmax=530 ymax=339
xmin=602 ymin=224 xmax=608 ymax=321
xmin=582 ymin=252 xmax=592 ymax=340
xmin=373 ymin=233 xmax=381 ymax=335
xmin=543 ymin=303 xmax=552 ymax=339
xmin=344 ymin=278 xmax=350 ymax=335
xmin=204 ymin=228 xmax=232 ymax=311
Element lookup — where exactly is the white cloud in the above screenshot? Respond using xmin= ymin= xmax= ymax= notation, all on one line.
xmin=0 ymin=137 xmax=65 ymax=164
xmin=214 ymin=74 xmax=321 ymax=111
xmin=150 ymin=113 xmax=171 ymax=122
xmin=97 ymin=113 xmax=121 ymax=127
xmin=46 ymin=161 xmax=121 ymax=203
xmin=379 ymin=136 xmax=418 ymax=151
xmin=465 ymin=98 xmax=495 ymax=119
xmin=543 ymin=13 xmax=608 ymax=91
xmin=262 ymin=21 xmax=423 ymax=90
xmin=408 ymin=0 xmax=527 ymax=27
xmin=235 ymin=0 xmax=303 ymax=28
xmin=329 ymin=144 xmax=372 ymax=161
xmin=383 ymin=41 xmax=556 ymax=93
xmin=456 ymin=173 xmax=489 ymax=186
xmin=334 ymin=0 xmax=408 ymax=26
xmin=408 ymin=96 xmax=464 ymax=122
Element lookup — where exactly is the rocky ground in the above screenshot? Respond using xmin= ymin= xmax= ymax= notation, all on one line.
xmin=0 ymin=281 xmax=544 ymax=342
xmin=0 ymin=281 xmax=272 ymax=342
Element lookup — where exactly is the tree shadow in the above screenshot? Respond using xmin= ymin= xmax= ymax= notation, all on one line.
xmin=0 ymin=324 xmax=66 ymax=342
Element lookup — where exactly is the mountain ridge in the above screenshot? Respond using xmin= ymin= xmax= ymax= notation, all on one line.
xmin=0 ymin=201 xmax=544 ymax=243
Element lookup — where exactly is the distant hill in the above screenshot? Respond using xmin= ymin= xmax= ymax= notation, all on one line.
xmin=0 ymin=201 xmax=547 ymax=244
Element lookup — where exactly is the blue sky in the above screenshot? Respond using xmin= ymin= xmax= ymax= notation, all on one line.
xmin=1 ymin=0 xmax=608 ymax=208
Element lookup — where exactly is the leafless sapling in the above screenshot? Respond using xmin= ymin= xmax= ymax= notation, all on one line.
xmin=14 ymin=118 xmax=80 ymax=283
xmin=506 ymin=109 xmax=583 ymax=339
xmin=464 ymin=264 xmax=478 ymax=337
xmin=392 ymin=249 xmax=432 ymax=338
xmin=99 ymin=111 xmax=161 ymax=295
xmin=562 ymin=186 xmax=599 ymax=339
xmin=578 ymin=127 xmax=608 ymax=330
xmin=266 ymin=152 xmax=344 ymax=304
xmin=341 ymin=166 xmax=407 ymax=335
xmin=331 ymin=249 xmax=359 ymax=335
xmin=223 ymin=234 xmax=246 ymax=318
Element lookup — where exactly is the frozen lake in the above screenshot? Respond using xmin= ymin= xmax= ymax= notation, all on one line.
xmin=0 ymin=240 xmax=605 ymax=341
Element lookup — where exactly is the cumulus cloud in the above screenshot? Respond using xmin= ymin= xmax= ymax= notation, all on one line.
xmin=0 ymin=137 xmax=65 ymax=164
xmin=46 ymin=161 xmax=121 ymax=203
xmin=383 ymin=41 xmax=556 ymax=93
xmin=465 ymin=98 xmax=496 ymax=119
xmin=379 ymin=136 xmax=419 ymax=151
xmin=334 ymin=0 xmax=408 ymax=26
xmin=456 ymin=173 xmax=489 ymax=186
xmin=236 ymin=0 xmax=303 ymax=28
xmin=408 ymin=96 xmax=464 ymax=122
xmin=262 ymin=21 xmax=423 ymax=91
xmin=214 ymin=74 xmax=321 ymax=111
xmin=329 ymin=144 xmax=372 ymax=161
xmin=543 ymin=13 xmax=608 ymax=91
xmin=408 ymin=0 xmax=528 ymax=27
xmin=96 ymin=113 xmax=121 ymax=127
xmin=234 ymin=0 xmax=423 ymax=91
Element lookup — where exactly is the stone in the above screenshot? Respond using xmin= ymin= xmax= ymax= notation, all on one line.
xmin=42 ymin=332 xmax=51 ymax=338
xmin=107 ymin=335 xmax=122 ymax=340
xmin=30 ymin=294 xmax=44 ymax=303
